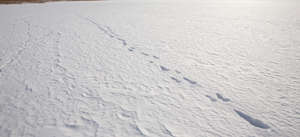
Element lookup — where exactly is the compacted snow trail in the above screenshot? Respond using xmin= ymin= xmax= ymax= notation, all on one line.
xmin=0 ymin=0 xmax=300 ymax=137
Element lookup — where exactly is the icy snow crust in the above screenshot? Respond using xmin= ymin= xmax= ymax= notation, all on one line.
xmin=0 ymin=0 xmax=300 ymax=136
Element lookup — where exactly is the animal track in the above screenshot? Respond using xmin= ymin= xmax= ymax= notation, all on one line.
xmin=183 ymin=77 xmax=197 ymax=85
xmin=105 ymin=26 xmax=119 ymax=37
xmin=153 ymin=56 xmax=159 ymax=59
xmin=84 ymin=16 xmax=207 ymax=93
xmin=205 ymin=95 xmax=217 ymax=102
xmin=175 ymin=70 xmax=181 ymax=74
xmin=128 ymin=47 xmax=135 ymax=52
xmin=234 ymin=109 xmax=270 ymax=129
xmin=141 ymin=52 xmax=149 ymax=56
xmin=25 ymin=85 xmax=33 ymax=92
xmin=160 ymin=65 xmax=170 ymax=71
xmin=170 ymin=76 xmax=181 ymax=83
xmin=116 ymin=37 xmax=127 ymax=46
xmin=216 ymin=93 xmax=230 ymax=102
xmin=82 ymin=16 xmax=128 ymax=46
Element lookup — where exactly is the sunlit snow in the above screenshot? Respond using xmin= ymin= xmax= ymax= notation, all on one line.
xmin=0 ymin=0 xmax=299 ymax=137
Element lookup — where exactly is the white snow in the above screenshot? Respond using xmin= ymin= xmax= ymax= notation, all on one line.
xmin=0 ymin=0 xmax=300 ymax=137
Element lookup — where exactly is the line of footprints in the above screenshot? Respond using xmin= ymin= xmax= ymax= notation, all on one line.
xmin=83 ymin=16 xmax=271 ymax=130
xmin=129 ymin=47 xmax=199 ymax=86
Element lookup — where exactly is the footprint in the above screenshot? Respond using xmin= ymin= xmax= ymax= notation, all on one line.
xmin=116 ymin=38 xmax=127 ymax=46
xmin=170 ymin=77 xmax=181 ymax=83
xmin=153 ymin=56 xmax=159 ymax=59
xmin=205 ymin=95 xmax=217 ymax=102
xmin=149 ymin=61 xmax=154 ymax=63
xmin=105 ymin=26 xmax=118 ymax=37
xmin=128 ymin=47 xmax=135 ymax=52
xmin=234 ymin=109 xmax=270 ymax=129
xmin=64 ymin=124 xmax=80 ymax=130
xmin=25 ymin=85 xmax=33 ymax=92
xmin=160 ymin=65 xmax=170 ymax=71
xmin=175 ymin=70 xmax=181 ymax=74
xmin=183 ymin=77 xmax=197 ymax=85
xmin=141 ymin=52 xmax=149 ymax=56
xmin=216 ymin=93 xmax=230 ymax=102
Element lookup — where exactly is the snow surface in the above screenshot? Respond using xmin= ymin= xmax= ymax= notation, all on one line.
xmin=0 ymin=0 xmax=300 ymax=136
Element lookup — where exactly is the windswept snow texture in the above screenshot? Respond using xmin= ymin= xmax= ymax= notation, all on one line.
xmin=1 ymin=0 xmax=300 ymax=137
